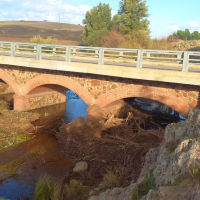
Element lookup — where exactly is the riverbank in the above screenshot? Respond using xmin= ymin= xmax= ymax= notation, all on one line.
xmin=0 ymin=98 xmax=187 ymax=199
xmin=0 ymin=100 xmax=39 ymax=150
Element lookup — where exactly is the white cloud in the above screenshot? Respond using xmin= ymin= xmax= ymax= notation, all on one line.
xmin=168 ymin=21 xmax=200 ymax=34
xmin=0 ymin=0 xmax=91 ymax=24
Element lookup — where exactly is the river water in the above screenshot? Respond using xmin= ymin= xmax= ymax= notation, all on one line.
xmin=0 ymin=91 xmax=88 ymax=200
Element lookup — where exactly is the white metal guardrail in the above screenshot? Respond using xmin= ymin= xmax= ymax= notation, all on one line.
xmin=0 ymin=41 xmax=200 ymax=72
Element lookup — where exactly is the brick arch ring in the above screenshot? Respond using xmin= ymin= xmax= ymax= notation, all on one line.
xmin=20 ymin=74 xmax=95 ymax=105
xmin=0 ymin=69 xmax=20 ymax=94
xmin=96 ymin=85 xmax=190 ymax=117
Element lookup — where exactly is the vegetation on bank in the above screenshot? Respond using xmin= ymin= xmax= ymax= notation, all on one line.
xmin=0 ymin=100 xmax=39 ymax=150
xmin=30 ymin=35 xmax=58 ymax=44
xmin=32 ymin=175 xmax=86 ymax=200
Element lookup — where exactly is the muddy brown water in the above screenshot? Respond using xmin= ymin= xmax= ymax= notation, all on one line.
xmin=0 ymin=94 xmax=88 ymax=200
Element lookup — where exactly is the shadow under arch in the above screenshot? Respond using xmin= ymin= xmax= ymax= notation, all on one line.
xmin=20 ymin=74 xmax=95 ymax=106
xmin=96 ymin=85 xmax=190 ymax=116
xmin=0 ymin=69 xmax=20 ymax=94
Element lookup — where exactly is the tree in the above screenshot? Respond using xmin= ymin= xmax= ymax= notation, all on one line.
xmin=82 ymin=3 xmax=112 ymax=46
xmin=191 ymin=31 xmax=200 ymax=40
xmin=118 ymin=0 xmax=150 ymax=34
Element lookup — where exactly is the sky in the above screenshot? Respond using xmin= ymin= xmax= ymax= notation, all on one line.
xmin=0 ymin=0 xmax=200 ymax=38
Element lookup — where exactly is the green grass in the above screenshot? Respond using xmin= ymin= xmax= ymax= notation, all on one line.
xmin=0 ymin=157 xmax=26 ymax=178
xmin=166 ymin=145 xmax=177 ymax=154
xmin=132 ymin=172 xmax=156 ymax=200
xmin=66 ymin=179 xmax=86 ymax=199
xmin=0 ymin=129 xmax=32 ymax=150
xmin=32 ymin=175 xmax=63 ymax=200
xmin=165 ymin=173 xmax=188 ymax=186
xmin=189 ymin=163 xmax=200 ymax=182
xmin=32 ymin=175 xmax=86 ymax=200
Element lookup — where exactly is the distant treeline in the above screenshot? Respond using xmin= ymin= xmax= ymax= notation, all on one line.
xmin=172 ymin=29 xmax=200 ymax=40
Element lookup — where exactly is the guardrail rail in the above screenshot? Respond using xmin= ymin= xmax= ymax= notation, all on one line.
xmin=0 ymin=41 xmax=200 ymax=72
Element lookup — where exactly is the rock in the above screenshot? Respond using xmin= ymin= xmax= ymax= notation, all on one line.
xmin=88 ymin=109 xmax=200 ymax=200
xmin=88 ymin=184 xmax=136 ymax=200
xmin=73 ymin=161 xmax=88 ymax=172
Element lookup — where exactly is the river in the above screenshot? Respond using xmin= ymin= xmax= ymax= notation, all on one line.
xmin=0 ymin=91 xmax=88 ymax=200
xmin=0 ymin=91 xmax=183 ymax=200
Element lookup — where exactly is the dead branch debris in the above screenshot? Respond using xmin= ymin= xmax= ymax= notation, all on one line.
xmin=56 ymin=104 xmax=164 ymax=187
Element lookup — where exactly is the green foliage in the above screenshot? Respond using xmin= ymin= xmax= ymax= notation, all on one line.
xmin=32 ymin=175 xmax=63 ymax=200
xmin=32 ymin=177 xmax=86 ymax=200
xmin=118 ymin=0 xmax=150 ymax=34
xmin=132 ymin=173 xmax=156 ymax=200
xmin=0 ymin=129 xmax=31 ymax=150
xmin=30 ymin=35 xmax=58 ymax=44
xmin=173 ymin=29 xmax=200 ymax=40
xmin=66 ymin=179 xmax=86 ymax=198
xmin=82 ymin=3 xmax=113 ymax=46
xmin=0 ymin=157 xmax=26 ymax=178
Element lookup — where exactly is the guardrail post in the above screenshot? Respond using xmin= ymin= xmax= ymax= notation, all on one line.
xmin=119 ymin=51 xmax=123 ymax=59
xmin=98 ymin=48 xmax=104 ymax=65
xmin=136 ymin=50 xmax=143 ymax=68
xmin=34 ymin=46 xmax=37 ymax=53
xmin=72 ymin=48 xmax=76 ymax=56
xmin=177 ymin=53 xmax=182 ymax=63
xmin=95 ymin=50 xmax=98 ymax=58
xmin=65 ymin=46 xmax=71 ymax=62
xmin=10 ymin=43 xmax=15 ymax=57
xmin=146 ymin=52 xmax=150 ymax=60
xmin=53 ymin=47 xmax=56 ymax=55
xmin=182 ymin=51 xmax=189 ymax=72
xmin=36 ymin=44 xmax=41 ymax=59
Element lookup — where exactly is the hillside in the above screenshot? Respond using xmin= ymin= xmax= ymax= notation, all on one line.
xmin=0 ymin=20 xmax=84 ymax=45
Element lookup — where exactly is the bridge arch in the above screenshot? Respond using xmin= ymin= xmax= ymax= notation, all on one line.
xmin=0 ymin=69 xmax=20 ymax=94
xmin=20 ymin=74 xmax=95 ymax=105
xmin=96 ymin=85 xmax=190 ymax=116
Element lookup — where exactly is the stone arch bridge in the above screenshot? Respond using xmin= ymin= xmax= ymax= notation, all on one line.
xmin=0 ymin=63 xmax=199 ymax=117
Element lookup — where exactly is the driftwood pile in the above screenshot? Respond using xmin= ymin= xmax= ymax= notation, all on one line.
xmin=56 ymin=102 xmax=164 ymax=187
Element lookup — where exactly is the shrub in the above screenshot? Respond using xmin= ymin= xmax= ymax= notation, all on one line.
xmin=30 ymin=35 xmax=58 ymax=45
xmin=132 ymin=172 xmax=156 ymax=200
xmin=66 ymin=179 xmax=86 ymax=198
xmin=119 ymin=30 xmax=152 ymax=49
xmin=101 ymin=26 xmax=126 ymax=48
xmin=102 ymin=168 xmax=125 ymax=189
xmin=151 ymin=37 xmax=175 ymax=50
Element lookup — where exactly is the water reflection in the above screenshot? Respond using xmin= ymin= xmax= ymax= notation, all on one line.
xmin=31 ymin=90 xmax=88 ymax=129
xmin=0 ymin=179 xmax=34 ymax=200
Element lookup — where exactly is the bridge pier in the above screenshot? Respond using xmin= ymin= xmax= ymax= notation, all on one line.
xmin=14 ymin=89 xmax=66 ymax=111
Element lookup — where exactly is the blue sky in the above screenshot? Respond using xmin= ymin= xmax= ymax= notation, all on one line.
xmin=0 ymin=0 xmax=200 ymax=38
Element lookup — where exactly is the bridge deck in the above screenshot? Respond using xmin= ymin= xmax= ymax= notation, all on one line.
xmin=0 ymin=51 xmax=200 ymax=73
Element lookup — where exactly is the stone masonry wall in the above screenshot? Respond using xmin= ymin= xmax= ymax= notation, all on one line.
xmin=28 ymin=89 xmax=66 ymax=110
xmin=0 ymin=64 xmax=199 ymax=114
xmin=0 ymin=82 xmax=13 ymax=95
